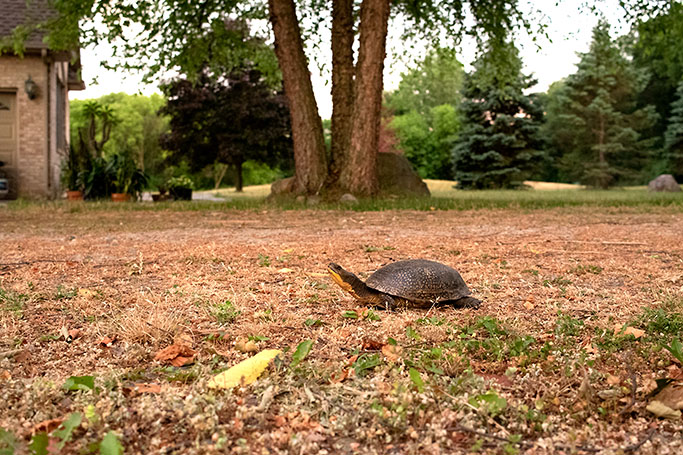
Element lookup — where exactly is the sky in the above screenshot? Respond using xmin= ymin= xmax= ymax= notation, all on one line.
xmin=70 ymin=1 xmax=628 ymax=119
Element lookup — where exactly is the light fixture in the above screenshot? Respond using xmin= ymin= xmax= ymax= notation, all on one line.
xmin=25 ymin=76 xmax=38 ymax=100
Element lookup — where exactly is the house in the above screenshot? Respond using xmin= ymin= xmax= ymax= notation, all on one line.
xmin=0 ymin=0 xmax=84 ymax=199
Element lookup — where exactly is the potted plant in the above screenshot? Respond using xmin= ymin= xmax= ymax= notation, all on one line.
xmin=168 ymin=175 xmax=194 ymax=201
xmin=107 ymin=151 xmax=148 ymax=202
xmin=60 ymin=146 xmax=84 ymax=200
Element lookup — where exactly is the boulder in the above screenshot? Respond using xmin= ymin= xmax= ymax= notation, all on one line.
xmin=270 ymin=177 xmax=296 ymax=195
xmin=648 ymin=174 xmax=681 ymax=192
xmin=378 ymin=152 xmax=430 ymax=197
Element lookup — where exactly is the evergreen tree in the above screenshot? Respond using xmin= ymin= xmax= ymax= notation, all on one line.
xmin=664 ymin=80 xmax=683 ymax=180
xmin=452 ymin=40 xmax=544 ymax=189
xmin=544 ymin=21 xmax=657 ymax=188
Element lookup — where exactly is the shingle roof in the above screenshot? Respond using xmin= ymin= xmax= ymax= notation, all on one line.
xmin=1 ymin=0 xmax=57 ymax=50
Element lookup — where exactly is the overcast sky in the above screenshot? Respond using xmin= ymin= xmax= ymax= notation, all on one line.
xmin=71 ymin=1 xmax=628 ymax=119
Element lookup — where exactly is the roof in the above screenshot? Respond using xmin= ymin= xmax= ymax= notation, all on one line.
xmin=1 ymin=0 xmax=57 ymax=51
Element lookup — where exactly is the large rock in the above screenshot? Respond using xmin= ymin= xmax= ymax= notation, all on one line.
xmin=378 ymin=152 xmax=430 ymax=197
xmin=648 ymin=174 xmax=681 ymax=192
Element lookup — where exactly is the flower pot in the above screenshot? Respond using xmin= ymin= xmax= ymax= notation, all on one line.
xmin=66 ymin=190 xmax=83 ymax=201
xmin=111 ymin=192 xmax=131 ymax=202
xmin=170 ymin=187 xmax=192 ymax=201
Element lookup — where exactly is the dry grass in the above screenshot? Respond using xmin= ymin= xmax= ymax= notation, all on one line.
xmin=0 ymin=206 xmax=682 ymax=454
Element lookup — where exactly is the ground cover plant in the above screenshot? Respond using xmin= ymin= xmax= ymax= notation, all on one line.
xmin=0 ymin=201 xmax=682 ymax=454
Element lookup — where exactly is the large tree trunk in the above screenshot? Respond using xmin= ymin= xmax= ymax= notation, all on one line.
xmin=340 ymin=0 xmax=390 ymax=196
xmin=268 ymin=0 xmax=327 ymax=195
xmin=326 ymin=0 xmax=355 ymax=189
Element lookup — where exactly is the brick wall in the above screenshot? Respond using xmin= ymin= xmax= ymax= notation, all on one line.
xmin=0 ymin=55 xmax=49 ymax=198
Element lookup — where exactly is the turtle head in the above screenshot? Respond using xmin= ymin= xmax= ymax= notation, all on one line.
xmin=327 ymin=263 xmax=365 ymax=298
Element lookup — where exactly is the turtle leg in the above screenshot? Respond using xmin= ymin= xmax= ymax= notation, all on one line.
xmin=452 ymin=296 xmax=481 ymax=309
xmin=378 ymin=294 xmax=395 ymax=311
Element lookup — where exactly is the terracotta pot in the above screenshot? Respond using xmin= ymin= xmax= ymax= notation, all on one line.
xmin=111 ymin=192 xmax=131 ymax=202
xmin=66 ymin=190 xmax=83 ymax=201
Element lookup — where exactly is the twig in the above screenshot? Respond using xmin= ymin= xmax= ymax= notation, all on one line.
xmin=619 ymin=354 xmax=638 ymax=416
xmin=623 ymin=425 xmax=657 ymax=453
xmin=0 ymin=348 xmax=24 ymax=359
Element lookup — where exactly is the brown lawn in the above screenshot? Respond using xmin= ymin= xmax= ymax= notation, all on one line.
xmin=0 ymin=206 xmax=681 ymax=454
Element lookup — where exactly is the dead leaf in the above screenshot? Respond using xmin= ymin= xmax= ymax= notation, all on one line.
xmin=606 ymin=374 xmax=621 ymax=385
xmin=277 ymin=267 xmax=294 ymax=273
xmin=78 ymin=288 xmax=97 ymax=298
xmin=646 ymin=400 xmax=681 ymax=419
xmin=330 ymin=368 xmax=352 ymax=384
xmin=0 ymin=370 xmax=11 ymax=381
xmin=68 ymin=329 xmax=81 ymax=341
xmin=123 ymin=382 xmax=162 ymax=397
xmin=653 ymin=381 xmax=683 ymax=410
xmin=174 ymin=331 xmax=194 ymax=348
xmin=381 ymin=344 xmax=402 ymax=362
xmin=208 ymin=349 xmax=282 ymax=389
xmin=613 ymin=324 xmax=645 ymax=339
xmin=33 ymin=417 xmax=65 ymax=435
xmin=154 ymin=344 xmax=196 ymax=367
xmin=98 ymin=335 xmax=118 ymax=347
xmin=15 ymin=349 xmax=31 ymax=363
xmin=362 ymin=339 xmax=383 ymax=350
xmin=667 ymin=365 xmax=683 ymax=380
xmin=523 ymin=300 xmax=535 ymax=310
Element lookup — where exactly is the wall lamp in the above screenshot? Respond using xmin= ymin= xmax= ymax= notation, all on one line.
xmin=25 ymin=76 xmax=38 ymax=100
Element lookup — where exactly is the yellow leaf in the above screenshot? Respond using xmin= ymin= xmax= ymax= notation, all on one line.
xmin=614 ymin=324 xmax=645 ymax=339
xmin=78 ymin=288 xmax=97 ymax=298
xmin=282 ymin=248 xmax=293 ymax=253
xmin=646 ymin=400 xmax=682 ymax=419
xmin=208 ymin=349 xmax=282 ymax=389
xmin=277 ymin=268 xmax=294 ymax=274
xmin=308 ymin=272 xmax=328 ymax=277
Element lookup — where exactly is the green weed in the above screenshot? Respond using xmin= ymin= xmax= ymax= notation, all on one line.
xmin=212 ymin=300 xmax=240 ymax=324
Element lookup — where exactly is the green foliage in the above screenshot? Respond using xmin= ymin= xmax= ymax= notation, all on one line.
xmin=291 ymin=340 xmax=314 ymax=367
xmin=212 ymin=300 xmax=240 ymax=324
xmin=160 ymin=68 xmax=293 ymax=191
xmin=99 ymin=431 xmax=124 ymax=455
xmin=0 ymin=428 xmax=17 ymax=455
xmin=107 ymin=150 xmax=148 ymax=197
xmin=386 ymin=48 xmax=463 ymax=180
xmin=663 ymin=80 xmax=683 ymax=180
xmin=664 ymin=338 xmax=683 ymax=364
xmin=543 ymin=21 xmax=657 ymax=188
xmin=408 ymin=367 xmax=424 ymax=392
xmin=0 ymin=288 xmax=26 ymax=315
xmin=468 ymin=390 xmax=507 ymax=417
xmin=70 ymin=94 xmax=169 ymax=184
xmin=63 ymin=376 xmax=95 ymax=392
xmin=452 ymin=39 xmax=544 ymax=189
xmin=52 ymin=413 xmax=82 ymax=450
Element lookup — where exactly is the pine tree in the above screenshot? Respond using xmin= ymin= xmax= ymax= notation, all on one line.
xmin=544 ymin=21 xmax=657 ymax=188
xmin=452 ymin=40 xmax=544 ymax=189
xmin=664 ymin=80 xmax=683 ymax=181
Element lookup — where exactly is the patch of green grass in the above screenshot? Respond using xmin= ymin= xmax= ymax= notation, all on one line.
xmin=0 ymin=288 xmax=27 ymax=316
xmin=569 ymin=264 xmax=603 ymax=275
xmin=543 ymin=276 xmax=573 ymax=287
xmin=554 ymin=312 xmax=584 ymax=337
xmin=633 ymin=296 xmax=683 ymax=341
xmin=55 ymin=285 xmax=77 ymax=300
xmin=211 ymin=300 xmax=240 ymax=324
xmin=257 ymin=254 xmax=271 ymax=267
xmin=5 ymin=184 xmax=683 ymax=214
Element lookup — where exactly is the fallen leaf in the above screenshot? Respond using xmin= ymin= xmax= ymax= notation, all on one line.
xmin=361 ymin=339 xmax=383 ymax=350
xmin=653 ymin=381 xmax=683 ymax=410
xmin=523 ymin=300 xmax=535 ymax=310
xmin=606 ymin=374 xmax=621 ymax=385
xmin=98 ymin=335 xmax=118 ymax=347
xmin=0 ymin=370 xmax=10 ymax=381
xmin=33 ymin=417 xmax=65 ymax=435
xmin=154 ymin=344 xmax=196 ymax=367
xmin=208 ymin=349 xmax=282 ymax=389
xmin=174 ymin=332 xmax=194 ymax=348
xmin=613 ymin=324 xmax=645 ymax=339
xmin=646 ymin=400 xmax=681 ymax=419
xmin=308 ymin=272 xmax=328 ymax=277
xmin=381 ymin=344 xmax=402 ymax=362
xmin=68 ymin=329 xmax=81 ymax=341
xmin=78 ymin=288 xmax=97 ymax=298
xmin=330 ymin=368 xmax=353 ymax=384
xmin=123 ymin=383 xmax=162 ymax=397
xmin=277 ymin=267 xmax=294 ymax=273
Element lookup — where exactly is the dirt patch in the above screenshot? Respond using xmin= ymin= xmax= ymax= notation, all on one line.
xmin=1 ymin=207 xmax=682 ymax=454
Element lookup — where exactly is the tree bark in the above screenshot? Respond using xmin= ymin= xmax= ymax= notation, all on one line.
xmin=340 ymin=0 xmax=390 ymax=196
xmin=235 ymin=161 xmax=244 ymax=192
xmin=327 ymin=0 xmax=355 ymax=189
xmin=268 ymin=0 xmax=327 ymax=195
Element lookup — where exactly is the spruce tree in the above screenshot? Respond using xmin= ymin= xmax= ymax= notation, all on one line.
xmin=452 ymin=40 xmax=544 ymax=189
xmin=664 ymin=80 xmax=683 ymax=181
xmin=543 ymin=21 xmax=657 ymax=188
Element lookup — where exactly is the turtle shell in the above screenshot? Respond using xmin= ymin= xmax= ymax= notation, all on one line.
xmin=365 ymin=259 xmax=471 ymax=304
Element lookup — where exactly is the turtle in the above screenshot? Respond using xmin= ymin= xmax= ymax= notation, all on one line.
xmin=328 ymin=259 xmax=481 ymax=310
